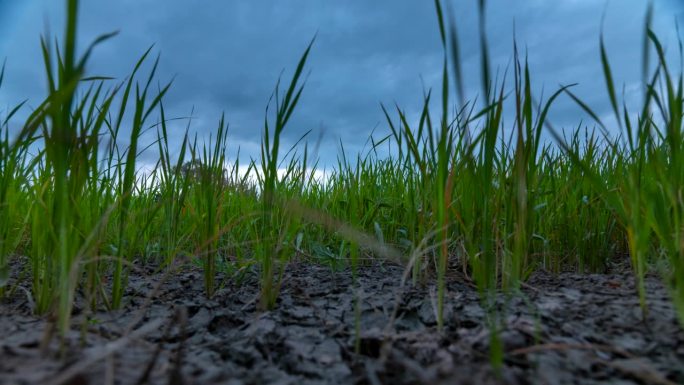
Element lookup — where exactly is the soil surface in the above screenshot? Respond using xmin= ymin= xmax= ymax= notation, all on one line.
xmin=1 ymin=259 xmax=683 ymax=385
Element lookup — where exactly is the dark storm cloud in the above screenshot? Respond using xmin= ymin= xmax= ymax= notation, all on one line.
xmin=0 ymin=1 xmax=681 ymax=166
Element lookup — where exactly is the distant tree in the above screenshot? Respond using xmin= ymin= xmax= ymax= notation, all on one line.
xmin=177 ymin=160 xmax=257 ymax=196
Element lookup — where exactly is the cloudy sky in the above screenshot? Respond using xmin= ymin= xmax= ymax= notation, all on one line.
xmin=0 ymin=1 xmax=682 ymax=168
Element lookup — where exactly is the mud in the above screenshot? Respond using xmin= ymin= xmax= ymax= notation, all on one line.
xmin=1 ymin=259 xmax=683 ymax=385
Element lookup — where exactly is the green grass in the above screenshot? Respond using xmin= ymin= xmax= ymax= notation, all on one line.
xmin=0 ymin=0 xmax=683 ymax=367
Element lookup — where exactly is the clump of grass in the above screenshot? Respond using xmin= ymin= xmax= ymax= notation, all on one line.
xmin=4 ymin=0 xmax=171 ymax=331
xmin=257 ymin=38 xmax=313 ymax=309
xmin=0 ymin=63 xmax=32 ymax=297
xmin=15 ymin=0 xmax=124 ymax=333
xmin=154 ymin=103 xmax=193 ymax=268
xmin=554 ymin=5 xmax=684 ymax=324
xmin=189 ymin=114 xmax=229 ymax=297
xmin=110 ymin=52 xmax=171 ymax=309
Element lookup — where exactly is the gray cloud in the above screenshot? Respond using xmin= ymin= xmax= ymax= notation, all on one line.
xmin=0 ymin=1 xmax=681 ymax=167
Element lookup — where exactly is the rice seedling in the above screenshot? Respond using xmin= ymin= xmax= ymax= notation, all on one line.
xmin=0 ymin=127 xmax=30 ymax=298
xmin=0 ymin=63 xmax=32 ymax=297
xmin=188 ymin=114 xmax=229 ymax=297
xmin=110 ymin=52 xmax=171 ymax=309
xmin=15 ymin=0 xmax=124 ymax=333
xmin=257 ymin=38 xmax=313 ymax=309
xmin=552 ymin=5 xmax=684 ymax=324
xmin=153 ymin=103 xmax=193 ymax=268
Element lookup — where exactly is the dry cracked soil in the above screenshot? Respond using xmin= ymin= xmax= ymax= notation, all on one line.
xmin=1 ymin=257 xmax=683 ymax=385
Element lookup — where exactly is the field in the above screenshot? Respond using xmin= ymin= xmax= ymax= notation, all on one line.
xmin=0 ymin=0 xmax=683 ymax=384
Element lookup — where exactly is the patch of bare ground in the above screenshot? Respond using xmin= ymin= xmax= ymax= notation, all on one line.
xmin=1 ymin=260 xmax=683 ymax=385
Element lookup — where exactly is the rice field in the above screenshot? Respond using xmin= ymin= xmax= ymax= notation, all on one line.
xmin=0 ymin=0 xmax=683 ymax=383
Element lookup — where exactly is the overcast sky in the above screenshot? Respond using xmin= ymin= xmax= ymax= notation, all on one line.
xmin=0 ymin=1 xmax=682 ymax=168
